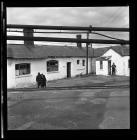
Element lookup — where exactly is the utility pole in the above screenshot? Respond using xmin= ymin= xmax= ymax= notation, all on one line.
xmin=86 ymin=32 xmax=89 ymax=75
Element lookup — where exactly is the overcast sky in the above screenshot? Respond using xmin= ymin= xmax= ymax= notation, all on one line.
xmin=7 ymin=7 xmax=129 ymax=47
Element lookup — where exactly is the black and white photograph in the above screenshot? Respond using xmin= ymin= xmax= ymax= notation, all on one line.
xmin=5 ymin=6 xmax=130 ymax=132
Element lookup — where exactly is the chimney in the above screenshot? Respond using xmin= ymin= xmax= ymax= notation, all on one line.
xmin=23 ymin=28 xmax=34 ymax=46
xmin=76 ymin=34 xmax=82 ymax=48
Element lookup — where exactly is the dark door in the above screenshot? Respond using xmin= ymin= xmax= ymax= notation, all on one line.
xmin=67 ymin=62 xmax=71 ymax=78
xmin=108 ymin=60 xmax=111 ymax=75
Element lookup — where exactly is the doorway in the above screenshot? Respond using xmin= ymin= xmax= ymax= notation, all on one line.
xmin=67 ymin=62 xmax=71 ymax=78
xmin=108 ymin=60 xmax=111 ymax=75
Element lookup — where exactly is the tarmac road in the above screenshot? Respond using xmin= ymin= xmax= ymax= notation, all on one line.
xmin=8 ymin=86 xmax=129 ymax=130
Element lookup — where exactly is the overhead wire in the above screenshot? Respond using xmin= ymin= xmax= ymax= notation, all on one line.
xmin=91 ymin=31 xmax=126 ymax=41
xmin=7 ymin=29 xmax=128 ymax=42
xmin=102 ymin=7 xmax=126 ymax=27
xmin=7 ymin=30 xmax=88 ymax=34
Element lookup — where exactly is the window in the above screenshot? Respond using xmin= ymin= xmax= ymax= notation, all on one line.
xmin=128 ymin=59 xmax=130 ymax=68
xmin=47 ymin=60 xmax=58 ymax=72
xmin=82 ymin=60 xmax=85 ymax=66
xmin=15 ymin=63 xmax=30 ymax=76
xmin=77 ymin=60 xmax=80 ymax=64
xmin=100 ymin=61 xmax=103 ymax=69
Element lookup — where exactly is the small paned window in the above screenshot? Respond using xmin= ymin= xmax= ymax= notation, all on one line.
xmin=82 ymin=60 xmax=85 ymax=66
xmin=15 ymin=63 xmax=30 ymax=76
xmin=77 ymin=60 xmax=80 ymax=64
xmin=47 ymin=60 xmax=58 ymax=72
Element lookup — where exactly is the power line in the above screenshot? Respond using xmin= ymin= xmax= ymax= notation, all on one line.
xmin=103 ymin=7 xmax=127 ymax=27
xmin=102 ymin=7 xmax=121 ymax=27
xmin=91 ymin=31 xmax=125 ymax=41
xmin=7 ymin=30 xmax=88 ymax=34
xmin=7 ymin=30 xmax=128 ymax=41
xmin=7 ymin=36 xmax=129 ymax=44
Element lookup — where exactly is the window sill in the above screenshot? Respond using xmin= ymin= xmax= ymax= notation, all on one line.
xmin=16 ymin=74 xmax=32 ymax=78
xmin=47 ymin=71 xmax=59 ymax=74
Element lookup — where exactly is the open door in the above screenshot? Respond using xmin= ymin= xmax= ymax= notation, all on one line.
xmin=67 ymin=62 xmax=71 ymax=78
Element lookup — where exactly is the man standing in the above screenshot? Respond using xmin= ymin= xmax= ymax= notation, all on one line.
xmin=111 ymin=63 xmax=116 ymax=76
xmin=41 ymin=74 xmax=47 ymax=88
xmin=43 ymin=74 xmax=47 ymax=88
xmin=36 ymin=72 xmax=41 ymax=88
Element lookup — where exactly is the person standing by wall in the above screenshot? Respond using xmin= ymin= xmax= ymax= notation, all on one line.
xmin=111 ymin=63 xmax=116 ymax=76
xmin=43 ymin=74 xmax=47 ymax=88
xmin=41 ymin=74 xmax=47 ymax=88
xmin=36 ymin=72 xmax=41 ymax=88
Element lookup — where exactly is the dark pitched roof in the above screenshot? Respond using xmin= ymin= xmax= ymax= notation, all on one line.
xmin=96 ymin=56 xmax=111 ymax=61
xmin=7 ymin=44 xmax=93 ymax=59
xmin=93 ymin=45 xmax=129 ymax=57
xmin=93 ymin=47 xmax=109 ymax=57
xmin=110 ymin=45 xmax=129 ymax=56
xmin=7 ymin=44 xmax=129 ymax=59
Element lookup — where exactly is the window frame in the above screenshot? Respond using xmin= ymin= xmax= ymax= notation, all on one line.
xmin=15 ymin=63 xmax=31 ymax=76
xmin=77 ymin=60 xmax=80 ymax=65
xmin=82 ymin=60 xmax=85 ymax=66
xmin=47 ymin=60 xmax=59 ymax=72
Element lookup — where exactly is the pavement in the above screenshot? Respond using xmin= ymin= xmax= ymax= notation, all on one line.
xmin=7 ymin=75 xmax=130 ymax=130
xmin=8 ymin=75 xmax=129 ymax=91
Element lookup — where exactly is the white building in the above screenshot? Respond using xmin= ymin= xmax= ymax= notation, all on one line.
xmin=7 ymin=28 xmax=129 ymax=88
xmin=7 ymin=44 xmax=94 ymax=88
xmin=95 ymin=45 xmax=130 ymax=76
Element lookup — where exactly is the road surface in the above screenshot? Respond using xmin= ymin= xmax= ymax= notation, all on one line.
xmin=8 ymin=75 xmax=130 ymax=129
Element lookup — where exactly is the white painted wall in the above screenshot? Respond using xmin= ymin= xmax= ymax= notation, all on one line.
xmin=122 ymin=56 xmax=130 ymax=76
xmin=95 ymin=49 xmax=130 ymax=76
xmin=91 ymin=58 xmax=96 ymax=74
xmin=7 ymin=59 xmax=46 ymax=88
xmin=7 ymin=57 xmax=92 ymax=88
xmin=7 ymin=59 xmax=16 ymax=88
xmin=46 ymin=57 xmax=88 ymax=80
xmin=102 ymin=49 xmax=123 ymax=75
xmin=96 ymin=61 xmax=108 ymax=75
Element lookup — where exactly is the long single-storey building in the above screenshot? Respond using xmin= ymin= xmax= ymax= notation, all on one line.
xmin=7 ymin=43 xmax=95 ymax=88
xmin=7 ymin=43 xmax=129 ymax=88
xmin=7 ymin=29 xmax=96 ymax=88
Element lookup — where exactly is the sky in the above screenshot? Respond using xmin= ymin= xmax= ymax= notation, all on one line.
xmin=7 ymin=7 xmax=129 ymax=48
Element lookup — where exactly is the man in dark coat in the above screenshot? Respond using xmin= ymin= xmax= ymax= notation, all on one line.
xmin=36 ymin=72 xmax=41 ymax=88
xmin=43 ymin=74 xmax=47 ymax=88
xmin=41 ymin=74 xmax=47 ymax=88
xmin=111 ymin=63 xmax=116 ymax=76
